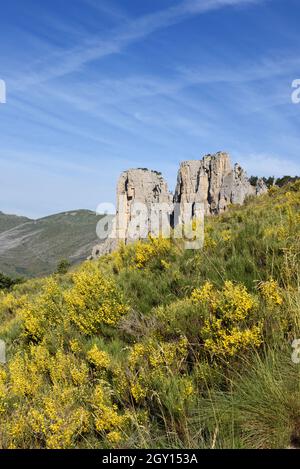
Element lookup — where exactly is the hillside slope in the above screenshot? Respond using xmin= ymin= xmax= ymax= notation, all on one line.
xmin=0 ymin=212 xmax=31 ymax=234
xmin=0 ymin=210 xmax=110 ymax=277
xmin=0 ymin=183 xmax=300 ymax=449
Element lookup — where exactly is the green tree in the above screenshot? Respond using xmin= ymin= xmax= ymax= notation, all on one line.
xmin=249 ymin=176 xmax=258 ymax=187
xmin=56 ymin=259 xmax=71 ymax=275
xmin=275 ymin=175 xmax=300 ymax=188
xmin=0 ymin=272 xmax=22 ymax=290
xmin=262 ymin=176 xmax=275 ymax=188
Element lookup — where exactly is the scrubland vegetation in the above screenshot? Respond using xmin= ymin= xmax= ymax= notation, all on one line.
xmin=1 ymin=182 xmax=300 ymax=449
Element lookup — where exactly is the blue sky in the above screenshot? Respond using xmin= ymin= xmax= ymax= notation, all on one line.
xmin=0 ymin=0 xmax=300 ymax=218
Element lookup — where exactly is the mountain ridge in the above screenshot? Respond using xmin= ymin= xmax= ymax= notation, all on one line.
xmin=0 ymin=209 xmax=109 ymax=278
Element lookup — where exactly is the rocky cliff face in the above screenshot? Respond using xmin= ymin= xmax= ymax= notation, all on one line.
xmin=91 ymin=168 xmax=172 ymax=257
xmin=115 ymin=168 xmax=172 ymax=242
xmin=91 ymin=152 xmax=267 ymax=257
xmin=174 ymin=152 xmax=267 ymax=222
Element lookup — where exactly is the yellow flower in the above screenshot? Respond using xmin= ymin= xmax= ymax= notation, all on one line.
xmin=69 ymin=339 xmax=81 ymax=354
xmin=131 ymin=380 xmax=147 ymax=402
xmin=199 ymin=281 xmax=262 ymax=358
xmin=9 ymin=353 xmax=44 ymax=397
xmin=19 ymin=278 xmax=63 ymax=340
xmin=220 ymin=229 xmax=232 ymax=242
xmin=222 ymin=281 xmax=256 ymax=321
xmin=64 ymin=263 xmax=129 ymax=334
xmin=259 ymin=279 xmax=283 ymax=307
xmin=128 ymin=343 xmax=147 ymax=369
xmin=70 ymin=362 xmax=89 ymax=386
xmin=87 ymin=345 xmax=110 ymax=369
xmin=183 ymin=378 xmax=195 ymax=397
xmin=107 ymin=430 xmax=122 ymax=445
xmin=0 ymin=368 xmax=7 ymax=413
xmin=192 ymin=281 xmax=214 ymax=304
xmin=134 ymin=236 xmax=172 ymax=269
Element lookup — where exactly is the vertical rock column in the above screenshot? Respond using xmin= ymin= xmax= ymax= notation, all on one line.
xmin=115 ymin=168 xmax=173 ymax=244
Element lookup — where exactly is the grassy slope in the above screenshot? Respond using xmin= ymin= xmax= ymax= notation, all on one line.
xmin=0 ymin=212 xmax=31 ymax=234
xmin=0 ymin=210 xmax=109 ymax=277
xmin=0 ymin=183 xmax=300 ymax=449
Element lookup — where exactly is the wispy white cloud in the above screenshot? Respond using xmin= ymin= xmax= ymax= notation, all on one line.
xmin=84 ymin=0 xmax=130 ymax=22
xmin=10 ymin=0 xmax=266 ymax=90
xmin=0 ymin=150 xmax=95 ymax=175
xmin=26 ymin=48 xmax=297 ymax=142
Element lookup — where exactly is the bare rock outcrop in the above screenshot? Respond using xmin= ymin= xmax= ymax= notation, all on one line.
xmin=91 ymin=152 xmax=268 ymax=258
xmin=174 ymin=152 xmax=267 ymax=223
xmin=115 ymin=168 xmax=172 ymax=243
xmin=255 ymin=177 xmax=268 ymax=196
xmin=91 ymin=169 xmax=172 ymax=257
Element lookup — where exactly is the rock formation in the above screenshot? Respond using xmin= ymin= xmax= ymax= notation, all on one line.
xmin=91 ymin=152 xmax=267 ymax=258
xmin=91 ymin=168 xmax=172 ymax=257
xmin=115 ymin=168 xmax=173 ymax=242
xmin=174 ymin=152 xmax=267 ymax=223
xmin=255 ymin=177 xmax=269 ymax=196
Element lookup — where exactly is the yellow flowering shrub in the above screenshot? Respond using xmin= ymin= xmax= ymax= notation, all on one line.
xmin=87 ymin=344 xmax=110 ymax=369
xmin=259 ymin=279 xmax=283 ymax=307
xmin=107 ymin=430 xmax=122 ymax=445
xmin=193 ymin=281 xmax=262 ymax=358
xmin=220 ymin=229 xmax=232 ymax=242
xmin=64 ymin=263 xmax=129 ymax=334
xmin=130 ymin=379 xmax=147 ymax=403
xmin=70 ymin=362 xmax=90 ymax=387
xmin=134 ymin=236 xmax=172 ymax=269
xmin=221 ymin=281 xmax=257 ymax=321
xmin=41 ymin=386 xmax=90 ymax=449
xmin=191 ymin=281 xmax=214 ymax=304
xmin=91 ymin=383 xmax=129 ymax=439
xmin=204 ymin=224 xmax=218 ymax=249
xmin=111 ymin=365 xmax=129 ymax=401
xmin=160 ymin=259 xmax=171 ymax=270
xmin=18 ymin=278 xmax=63 ymax=340
xmin=45 ymin=407 xmax=90 ymax=449
xmin=193 ymin=281 xmax=256 ymax=321
xmin=128 ymin=343 xmax=146 ymax=369
xmin=203 ymin=323 xmax=262 ymax=357
xmin=204 ymin=236 xmax=217 ymax=249
xmin=129 ymin=337 xmax=188 ymax=372
xmin=128 ymin=337 xmax=189 ymax=404
xmin=7 ymin=413 xmax=29 ymax=448
xmin=29 ymin=344 xmax=50 ymax=373
xmin=0 ymin=368 xmax=7 ymax=413
xmin=69 ymin=339 xmax=81 ymax=354
xmin=4 ymin=352 xmax=92 ymax=449
xmin=49 ymin=350 xmax=89 ymax=387
xmin=9 ymin=353 xmax=44 ymax=397
xmin=0 ymin=292 xmax=28 ymax=316
xmin=148 ymin=338 xmax=188 ymax=369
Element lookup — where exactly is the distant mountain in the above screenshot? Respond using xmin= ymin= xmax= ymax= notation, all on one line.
xmin=0 ymin=211 xmax=32 ymax=234
xmin=0 ymin=210 xmax=111 ymax=278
